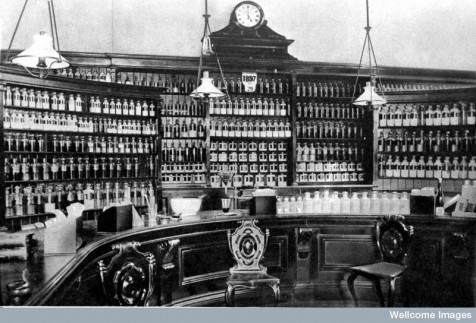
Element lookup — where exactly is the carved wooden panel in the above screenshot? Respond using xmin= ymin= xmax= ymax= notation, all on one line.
xmin=408 ymin=236 xmax=443 ymax=274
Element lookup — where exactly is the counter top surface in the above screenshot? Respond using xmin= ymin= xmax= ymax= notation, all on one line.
xmin=1 ymin=210 xmax=475 ymax=306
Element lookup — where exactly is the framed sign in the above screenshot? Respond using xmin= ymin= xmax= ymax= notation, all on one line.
xmin=242 ymin=72 xmax=258 ymax=92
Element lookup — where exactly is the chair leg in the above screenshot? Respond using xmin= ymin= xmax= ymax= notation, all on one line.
xmin=387 ymin=278 xmax=396 ymax=307
xmin=271 ymin=283 xmax=280 ymax=307
xmin=373 ymin=279 xmax=385 ymax=307
xmin=347 ymin=272 xmax=359 ymax=307
xmin=225 ymin=284 xmax=235 ymax=307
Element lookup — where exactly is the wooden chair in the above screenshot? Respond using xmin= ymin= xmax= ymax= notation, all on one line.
xmin=347 ymin=215 xmax=414 ymax=307
xmin=225 ymin=220 xmax=280 ymax=307
xmin=98 ymin=241 xmax=156 ymax=306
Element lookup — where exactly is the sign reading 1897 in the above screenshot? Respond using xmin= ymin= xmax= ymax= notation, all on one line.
xmin=242 ymin=72 xmax=258 ymax=92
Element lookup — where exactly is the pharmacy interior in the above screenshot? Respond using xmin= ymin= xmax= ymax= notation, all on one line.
xmin=0 ymin=0 xmax=475 ymax=308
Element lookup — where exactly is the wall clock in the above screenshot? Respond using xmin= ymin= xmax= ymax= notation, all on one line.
xmin=232 ymin=1 xmax=265 ymax=30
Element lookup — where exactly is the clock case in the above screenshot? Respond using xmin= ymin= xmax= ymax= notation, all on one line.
xmin=210 ymin=4 xmax=296 ymax=60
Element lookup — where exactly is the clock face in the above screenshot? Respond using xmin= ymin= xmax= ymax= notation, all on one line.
xmin=234 ymin=2 xmax=263 ymax=28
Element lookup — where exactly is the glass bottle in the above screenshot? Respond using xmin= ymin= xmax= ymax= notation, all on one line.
xmin=370 ymin=191 xmax=380 ymax=215
xmin=399 ymin=192 xmax=410 ymax=215
xmin=331 ymin=191 xmax=340 ymax=214
xmin=321 ymin=190 xmax=331 ymax=213
xmin=435 ymin=178 xmax=445 ymax=216
xmin=340 ymin=192 xmax=350 ymax=214
xmin=380 ymin=192 xmax=390 ymax=215
xmin=313 ymin=191 xmax=322 ymax=214
xmin=360 ymin=191 xmax=371 ymax=215
xmin=434 ymin=156 xmax=443 ymax=179
xmin=350 ymin=192 xmax=360 ymax=215
xmin=303 ymin=192 xmax=313 ymax=214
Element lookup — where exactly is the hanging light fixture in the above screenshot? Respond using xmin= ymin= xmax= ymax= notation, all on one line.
xmin=4 ymin=0 xmax=70 ymax=79
xmin=190 ymin=0 xmax=227 ymax=100
xmin=352 ymin=0 xmax=386 ymax=107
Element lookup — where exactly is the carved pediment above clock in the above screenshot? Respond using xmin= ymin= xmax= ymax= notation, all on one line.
xmin=210 ymin=1 xmax=296 ymax=60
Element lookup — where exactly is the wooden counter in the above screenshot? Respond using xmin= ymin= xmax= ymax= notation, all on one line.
xmin=1 ymin=212 xmax=475 ymax=307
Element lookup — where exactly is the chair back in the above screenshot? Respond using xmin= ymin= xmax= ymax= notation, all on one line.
xmin=98 ymin=241 xmax=156 ymax=306
xmin=376 ymin=215 xmax=414 ymax=265
xmin=227 ymin=220 xmax=269 ymax=274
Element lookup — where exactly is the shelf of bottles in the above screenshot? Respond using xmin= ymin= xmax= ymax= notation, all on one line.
xmin=276 ymin=190 xmax=410 ymax=216
xmin=208 ymin=72 xmax=292 ymax=188
xmin=294 ymin=78 xmax=372 ymax=185
xmin=2 ymin=84 xmax=161 ymax=220
xmin=377 ymin=102 xmax=476 ymax=182
xmin=158 ymin=73 xmax=208 ymax=186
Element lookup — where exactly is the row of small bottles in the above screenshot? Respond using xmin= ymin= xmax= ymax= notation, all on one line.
xmin=215 ymin=76 xmax=291 ymax=95
xmin=295 ymin=81 xmax=358 ymax=98
xmin=162 ymin=173 xmax=207 ymax=185
xmin=297 ymin=161 xmax=363 ymax=173
xmin=161 ymin=141 xmax=207 ymax=162
xmin=210 ymin=173 xmax=288 ymax=188
xmin=276 ymin=190 xmax=410 ymax=215
xmin=378 ymin=129 xmax=476 ymax=154
xmin=210 ymin=141 xmax=287 ymax=152
xmin=210 ymin=151 xmax=287 ymax=163
xmin=161 ymin=118 xmax=206 ymax=138
xmin=296 ymin=121 xmax=364 ymax=139
xmin=162 ymin=162 xmax=207 ymax=174
xmin=210 ymin=119 xmax=292 ymax=138
xmin=5 ymin=133 xmax=156 ymax=154
xmin=5 ymin=110 xmax=158 ymax=135
xmin=296 ymin=102 xmax=367 ymax=119
xmin=5 ymin=181 xmax=155 ymax=217
xmin=209 ymin=97 xmax=290 ymax=116
xmin=378 ymin=155 xmax=476 ymax=179
xmin=297 ymin=142 xmax=365 ymax=162
xmin=376 ymin=83 xmax=468 ymax=92
xmin=161 ymin=98 xmax=206 ymax=116
xmin=379 ymin=103 xmax=476 ymax=127
xmin=296 ymin=172 xmax=365 ymax=183
xmin=4 ymin=86 xmax=157 ymax=117
xmin=5 ymin=156 xmax=156 ymax=182
xmin=55 ymin=67 xmax=116 ymax=82
xmin=210 ymin=162 xmax=288 ymax=174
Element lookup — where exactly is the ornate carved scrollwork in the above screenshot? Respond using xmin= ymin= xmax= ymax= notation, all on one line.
xmin=98 ymin=241 xmax=156 ymax=306
xmin=158 ymin=239 xmax=180 ymax=271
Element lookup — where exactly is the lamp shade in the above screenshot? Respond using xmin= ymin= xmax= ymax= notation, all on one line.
xmin=353 ymin=81 xmax=387 ymax=106
xmin=190 ymin=71 xmax=225 ymax=99
xmin=11 ymin=31 xmax=70 ymax=70
xmin=201 ymin=35 xmax=215 ymax=56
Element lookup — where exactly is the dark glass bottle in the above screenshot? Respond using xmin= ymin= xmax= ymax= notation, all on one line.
xmin=435 ymin=178 xmax=445 ymax=216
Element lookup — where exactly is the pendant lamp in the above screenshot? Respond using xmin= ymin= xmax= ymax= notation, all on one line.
xmin=352 ymin=0 xmax=386 ymax=107
xmin=190 ymin=0 xmax=227 ymax=100
xmin=4 ymin=0 xmax=70 ymax=79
